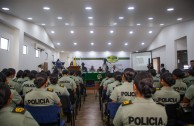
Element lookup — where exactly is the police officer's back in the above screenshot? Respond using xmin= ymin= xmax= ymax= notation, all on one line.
xmin=113 ymin=72 xmax=167 ymax=126
xmin=22 ymin=71 xmax=36 ymax=95
xmin=183 ymin=69 xmax=194 ymax=88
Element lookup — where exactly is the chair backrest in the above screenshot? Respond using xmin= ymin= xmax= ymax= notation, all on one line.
xmin=25 ymin=105 xmax=60 ymax=125
xmin=58 ymin=95 xmax=71 ymax=112
xmin=67 ymin=89 xmax=75 ymax=104
xmin=107 ymin=102 xmax=121 ymax=119
xmin=165 ymin=103 xmax=179 ymax=119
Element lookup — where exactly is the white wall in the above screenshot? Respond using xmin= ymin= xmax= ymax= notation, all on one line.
xmin=0 ymin=12 xmax=59 ymax=71
xmin=148 ymin=20 xmax=194 ymax=72
xmin=152 ymin=46 xmax=166 ymax=66
xmin=176 ymin=36 xmax=187 ymax=51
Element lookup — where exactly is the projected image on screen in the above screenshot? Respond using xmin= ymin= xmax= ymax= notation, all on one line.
xmin=132 ymin=52 xmax=152 ymax=71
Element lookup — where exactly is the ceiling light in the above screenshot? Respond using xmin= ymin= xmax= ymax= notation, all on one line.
xmin=91 ymin=42 xmax=94 ymax=45
xmin=113 ymin=22 xmax=117 ymax=26
xmin=51 ymin=31 xmax=55 ymax=34
xmin=141 ymin=42 xmax=145 ymax=45
xmin=65 ymin=23 xmax=69 ymax=26
xmin=119 ymin=17 xmax=124 ymax=20
xmin=136 ymin=51 xmax=139 ymax=52
xmin=124 ymin=43 xmax=128 ymax=46
xmin=128 ymin=6 xmax=135 ymax=10
xmin=57 ymin=17 xmax=63 ymax=20
xmin=61 ymin=51 xmax=64 ymax=53
xmin=108 ymin=43 xmax=111 ymax=45
xmin=2 ymin=7 xmax=9 ymax=11
xmin=57 ymin=43 xmax=60 ymax=45
xmin=89 ymin=23 xmax=93 ymax=26
xmin=110 ymin=30 xmax=114 ymax=34
xmin=167 ymin=8 xmax=174 ymax=11
xmin=129 ymin=31 xmax=133 ymax=34
xmin=160 ymin=23 xmax=164 ymax=26
xmin=70 ymin=30 xmax=74 ymax=34
xmin=148 ymin=17 xmax=154 ymax=20
xmin=41 ymin=24 xmax=45 ymax=26
xmin=85 ymin=7 xmax=92 ymax=10
xmin=43 ymin=7 xmax=50 ymax=10
xmin=74 ymin=43 xmax=77 ymax=45
xmin=149 ymin=31 xmax=153 ymax=34
xmin=27 ymin=17 xmax=33 ymax=20
xmin=88 ymin=17 xmax=93 ymax=19
xmin=136 ymin=23 xmax=141 ymax=26
xmin=177 ymin=17 xmax=183 ymax=21
xmin=90 ymin=31 xmax=94 ymax=34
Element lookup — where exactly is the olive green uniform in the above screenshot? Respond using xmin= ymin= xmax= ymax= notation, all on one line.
xmin=10 ymin=88 xmax=22 ymax=108
xmin=100 ymin=77 xmax=109 ymax=86
xmin=47 ymin=84 xmax=69 ymax=96
xmin=171 ymin=79 xmax=187 ymax=95
xmin=153 ymin=87 xmax=180 ymax=104
xmin=24 ymin=88 xmax=60 ymax=106
xmin=69 ymin=75 xmax=80 ymax=86
xmin=152 ymin=76 xmax=162 ymax=88
xmin=77 ymin=76 xmax=84 ymax=84
xmin=110 ymin=81 xmax=135 ymax=103
xmin=113 ymin=98 xmax=167 ymax=126
xmin=103 ymin=77 xmax=115 ymax=89
xmin=183 ymin=76 xmax=194 ymax=88
xmin=106 ymin=80 xmax=121 ymax=96
xmin=58 ymin=76 xmax=77 ymax=91
xmin=17 ymin=77 xmax=25 ymax=85
xmin=8 ymin=77 xmax=22 ymax=93
xmin=0 ymin=106 xmax=39 ymax=126
xmin=185 ymin=84 xmax=194 ymax=106
xmin=22 ymin=80 xmax=36 ymax=95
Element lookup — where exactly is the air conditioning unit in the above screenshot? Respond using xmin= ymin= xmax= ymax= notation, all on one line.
xmin=35 ymin=43 xmax=45 ymax=51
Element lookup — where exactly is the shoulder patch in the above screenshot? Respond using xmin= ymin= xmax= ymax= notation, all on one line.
xmin=47 ymin=88 xmax=54 ymax=92
xmin=12 ymin=107 xmax=26 ymax=114
xmin=116 ymin=84 xmax=122 ymax=87
xmin=59 ymin=84 xmax=65 ymax=87
xmin=156 ymin=88 xmax=161 ymax=90
xmin=156 ymin=102 xmax=165 ymax=107
xmin=122 ymin=100 xmax=132 ymax=106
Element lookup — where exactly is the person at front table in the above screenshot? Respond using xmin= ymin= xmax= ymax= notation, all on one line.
xmin=97 ymin=67 xmax=103 ymax=72
xmin=89 ymin=65 xmax=96 ymax=72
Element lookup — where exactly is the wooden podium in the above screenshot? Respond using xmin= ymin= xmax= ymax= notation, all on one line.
xmin=67 ymin=66 xmax=81 ymax=71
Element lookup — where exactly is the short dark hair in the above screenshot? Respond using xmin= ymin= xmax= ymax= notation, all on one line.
xmin=188 ymin=69 xmax=194 ymax=76
xmin=34 ymin=72 xmax=48 ymax=88
xmin=172 ymin=69 xmax=185 ymax=78
xmin=0 ymin=72 xmax=7 ymax=83
xmin=149 ymin=69 xmax=157 ymax=76
xmin=114 ymin=72 xmax=122 ymax=82
xmin=161 ymin=72 xmax=175 ymax=86
xmin=190 ymin=60 xmax=194 ymax=62
xmin=0 ymin=83 xmax=11 ymax=109
xmin=161 ymin=64 xmax=164 ymax=67
xmin=49 ymin=74 xmax=58 ymax=85
xmin=62 ymin=69 xmax=69 ymax=75
xmin=123 ymin=68 xmax=136 ymax=82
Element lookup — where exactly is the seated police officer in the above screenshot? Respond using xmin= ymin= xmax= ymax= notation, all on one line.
xmin=24 ymin=72 xmax=62 ymax=106
xmin=183 ymin=69 xmax=194 ymax=88
xmin=150 ymin=69 xmax=162 ymax=88
xmin=110 ymin=68 xmax=135 ymax=103
xmin=153 ymin=72 xmax=180 ymax=104
xmin=113 ymin=71 xmax=167 ymax=126
xmin=0 ymin=83 xmax=39 ymax=126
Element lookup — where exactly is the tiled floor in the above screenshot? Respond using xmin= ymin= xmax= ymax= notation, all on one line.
xmin=74 ymin=89 xmax=104 ymax=126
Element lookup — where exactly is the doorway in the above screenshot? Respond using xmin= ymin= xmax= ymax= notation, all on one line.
xmin=152 ymin=57 xmax=160 ymax=74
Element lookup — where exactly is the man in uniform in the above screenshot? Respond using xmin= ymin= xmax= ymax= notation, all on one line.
xmin=182 ymin=84 xmax=194 ymax=107
xmin=189 ymin=60 xmax=194 ymax=70
xmin=150 ymin=69 xmax=162 ymax=88
xmin=22 ymin=72 xmax=36 ymax=95
xmin=183 ymin=69 xmax=194 ymax=88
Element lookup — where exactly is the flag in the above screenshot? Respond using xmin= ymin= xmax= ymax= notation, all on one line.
xmin=73 ymin=57 xmax=77 ymax=66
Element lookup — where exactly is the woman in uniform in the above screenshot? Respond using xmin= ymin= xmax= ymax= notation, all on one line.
xmin=24 ymin=72 xmax=62 ymax=106
xmin=0 ymin=83 xmax=39 ymax=126
xmin=110 ymin=68 xmax=135 ymax=103
xmin=153 ymin=72 xmax=180 ymax=104
xmin=113 ymin=71 xmax=167 ymax=126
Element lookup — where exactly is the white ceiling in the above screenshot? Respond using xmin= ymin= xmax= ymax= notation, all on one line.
xmin=0 ymin=0 xmax=194 ymax=52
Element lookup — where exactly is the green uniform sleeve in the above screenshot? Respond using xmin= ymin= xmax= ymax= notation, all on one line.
xmin=110 ymin=88 xmax=118 ymax=101
xmin=185 ymin=86 xmax=194 ymax=100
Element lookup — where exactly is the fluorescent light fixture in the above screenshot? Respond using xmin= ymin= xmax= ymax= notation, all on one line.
xmin=74 ymin=43 xmax=77 ymax=45
xmin=148 ymin=17 xmax=154 ymax=20
xmin=128 ymin=6 xmax=135 ymax=10
xmin=136 ymin=23 xmax=141 ymax=26
xmin=160 ymin=23 xmax=164 ymax=26
xmin=2 ymin=7 xmax=9 ymax=11
xmin=85 ymin=7 xmax=92 ymax=10
xmin=119 ymin=17 xmax=124 ymax=20
xmin=90 ymin=30 xmax=94 ymax=34
xmin=61 ymin=51 xmax=64 ymax=53
xmin=57 ymin=17 xmax=63 ymax=20
xmin=108 ymin=42 xmax=111 ymax=45
xmin=110 ymin=30 xmax=114 ymax=34
xmin=167 ymin=8 xmax=174 ymax=11
xmin=51 ymin=31 xmax=55 ymax=34
xmin=177 ymin=17 xmax=183 ymax=21
xmin=136 ymin=50 xmax=139 ymax=52
xmin=141 ymin=42 xmax=145 ymax=45
xmin=89 ymin=23 xmax=93 ymax=26
xmin=91 ymin=42 xmax=94 ymax=45
xmin=149 ymin=31 xmax=153 ymax=34
xmin=113 ymin=22 xmax=117 ymax=25
xmin=41 ymin=24 xmax=45 ymax=26
xmin=57 ymin=43 xmax=60 ymax=45
xmin=43 ymin=7 xmax=50 ymax=10
xmin=27 ymin=17 xmax=33 ymax=20
xmin=88 ymin=17 xmax=93 ymax=19
xmin=129 ymin=31 xmax=133 ymax=34
xmin=70 ymin=30 xmax=74 ymax=34
xmin=124 ymin=43 xmax=128 ymax=46
xmin=65 ymin=23 xmax=69 ymax=26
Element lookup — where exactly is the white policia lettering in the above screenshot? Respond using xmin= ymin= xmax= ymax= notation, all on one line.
xmin=128 ymin=116 xmax=165 ymax=125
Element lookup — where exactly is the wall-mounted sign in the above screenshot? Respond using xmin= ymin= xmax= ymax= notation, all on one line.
xmin=107 ymin=55 xmax=119 ymax=63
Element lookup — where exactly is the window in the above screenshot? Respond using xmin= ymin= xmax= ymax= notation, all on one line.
xmin=23 ymin=45 xmax=27 ymax=54
xmin=0 ymin=37 xmax=9 ymax=50
xmin=45 ymin=52 xmax=48 ymax=60
xmin=36 ymin=49 xmax=40 ymax=57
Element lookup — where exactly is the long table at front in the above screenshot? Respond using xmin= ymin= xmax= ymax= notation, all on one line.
xmin=82 ymin=72 xmax=106 ymax=84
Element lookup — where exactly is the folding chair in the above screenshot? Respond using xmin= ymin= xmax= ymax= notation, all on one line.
xmin=25 ymin=105 xmax=65 ymax=126
xmin=165 ymin=103 xmax=179 ymax=126
xmin=107 ymin=102 xmax=121 ymax=126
